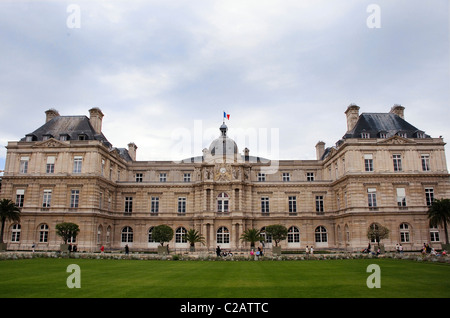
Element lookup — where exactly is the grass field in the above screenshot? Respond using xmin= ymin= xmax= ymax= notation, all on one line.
xmin=0 ymin=258 xmax=449 ymax=298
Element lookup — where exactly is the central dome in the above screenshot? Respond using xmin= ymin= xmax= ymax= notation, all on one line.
xmin=208 ymin=123 xmax=239 ymax=157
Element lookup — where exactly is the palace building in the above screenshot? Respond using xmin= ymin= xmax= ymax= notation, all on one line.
xmin=1 ymin=105 xmax=449 ymax=252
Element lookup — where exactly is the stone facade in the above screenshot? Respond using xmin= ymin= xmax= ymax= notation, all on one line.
xmin=1 ymin=105 xmax=449 ymax=252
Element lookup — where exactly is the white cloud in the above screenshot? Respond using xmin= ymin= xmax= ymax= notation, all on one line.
xmin=0 ymin=0 xmax=448 ymax=169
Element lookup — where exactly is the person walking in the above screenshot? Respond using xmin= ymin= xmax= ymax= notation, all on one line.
xmin=100 ymin=245 xmax=104 ymax=254
xmin=125 ymin=244 xmax=129 ymax=255
xmin=216 ymin=245 xmax=221 ymax=257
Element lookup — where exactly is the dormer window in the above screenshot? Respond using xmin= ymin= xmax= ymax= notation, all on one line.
xmin=397 ymin=132 xmax=407 ymax=138
xmin=361 ymin=132 xmax=370 ymax=139
xmin=78 ymin=134 xmax=88 ymax=140
xmin=60 ymin=134 xmax=69 ymax=141
xmin=42 ymin=134 xmax=53 ymax=141
xmin=378 ymin=131 xmax=388 ymax=139
xmin=25 ymin=134 xmax=36 ymax=142
xmin=415 ymin=131 xmax=426 ymax=139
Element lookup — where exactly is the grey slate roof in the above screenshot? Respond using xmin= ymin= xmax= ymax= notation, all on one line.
xmin=343 ymin=113 xmax=429 ymax=139
xmin=319 ymin=112 xmax=430 ymax=161
xmin=21 ymin=115 xmax=133 ymax=162
xmin=23 ymin=116 xmax=110 ymax=144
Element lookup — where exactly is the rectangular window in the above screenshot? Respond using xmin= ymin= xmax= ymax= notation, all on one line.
xmin=135 ymin=173 xmax=143 ymax=182
xmin=430 ymin=227 xmax=440 ymax=242
xmin=184 ymin=173 xmax=191 ymax=182
xmin=306 ymin=172 xmax=315 ymax=181
xmin=43 ymin=190 xmax=52 ymax=208
xmin=425 ymin=188 xmax=434 ymax=206
xmin=46 ymin=156 xmax=55 ymax=174
xmin=361 ymin=132 xmax=370 ymax=138
xmin=258 ymin=173 xmax=266 ymax=182
xmin=151 ymin=197 xmax=159 ymax=213
xmin=421 ymin=154 xmax=430 ymax=171
xmin=396 ymin=188 xmax=407 ymax=207
xmin=15 ymin=189 xmax=25 ymax=208
xmin=70 ymin=190 xmax=80 ymax=208
xmin=364 ymin=154 xmax=373 ymax=172
xmin=261 ymin=197 xmax=270 ymax=213
xmin=20 ymin=157 xmax=29 ymax=174
xmin=178 ymin=197 xmax=186 ymax=213
xmin=393 ymin=154 xmax=402 ymax=172
xmin=99 ymin=192 xmax=103 ymax=210
xmin=315 ymin=196 xmax=324 ymax=213
xmin=367 ymin=188 xmax=377 ymax=207
xmin=73 ymin=156 xmax=82 ymax=174
xmin=125 ymin=197 xmax=133 ymax=213
xmin=288 ymin=196 xmax=297 ymax=213
xmin=159 ymin=173 xmax=167 ymax=182
xmin=282 ymin=173 xmax=290 ymax=182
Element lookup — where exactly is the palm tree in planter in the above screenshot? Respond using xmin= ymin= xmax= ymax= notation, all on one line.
xmin=427 ymin=198 xmax=450 ymax=250
xmin=55 ymin=222 xmax=80 ymax=252
xmin=367 ymin=223 xmax=390 ymax=253
xmin=152 ymin=224 xmax=174 ymax=254
xmin=240 ymin=228 xmax=263 ymax=249
xmin=265 ymin=224 xmax=288 ymax=255
xmin=0 ymin=199 xmax=21 ymax=251
xmin=184 ymin=229 xmax=206 ymax=252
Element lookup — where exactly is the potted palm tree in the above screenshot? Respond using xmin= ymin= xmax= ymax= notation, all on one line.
xmin=240 ymin=228 xmax=263 ymax=249
xmin=0 ymin=199 xmax=21 ymax=251
xmin=55 ymin=222 xmax=80 ymax=252
xmin=428 ymin=198 xmax=450 ymax=251
xmin=184 ymin=229 xmax=206 ymax=252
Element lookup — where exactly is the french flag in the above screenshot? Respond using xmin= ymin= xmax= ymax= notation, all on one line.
xmin=223 ymin=111 xmax=230 ymax=120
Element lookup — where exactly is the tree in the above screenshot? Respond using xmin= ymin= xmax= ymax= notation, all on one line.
xmin=240 ymin=228 xmax=263 ymax=248
xmin=152 ymin=224 xmax=174 ymax=246
xmin=265 ymin=224 xmax=288 ymax=247
xmin=367 ymin=223 xmax=390 ymax=246
xmin=184 ymin=229 xmax=205 ymax=251
xmin=427 ymin=198 xmax=450 ymax=245
xmin=0 ymin=199 xmax=21 ymax=244
xmin=55 ymin=222 xmax=80 ymax=244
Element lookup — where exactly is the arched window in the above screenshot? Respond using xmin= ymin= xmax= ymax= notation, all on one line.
xmin=11 ymin=224 xmax=21 ymax=242
xmin=288 ymin=226 xmax=300 ymax=243
xmin=216 ymin=226 xmax=230 ymax=244
xmin=39 ymin=224 xmax=49 ymax=243
xmin=176 ymin=227 xmax=188 ymax=243
xmin=97 ymin=225 xmax=103 ymax=244
xmin=106 ymin=226 xmax=111 ymax=243
xmin=315 ymin=226 xmax=327 ymax=243
xmin=148 ymin=227 xmax=156 ymax=243
xmin=260 ymin=227 xmax=272 ymax=244
xmin=399 ymin=223 xmax=410 ymax=243
xmin=121 ymin=226 xmax=133 ymax=243
xmin=345 ymin=224 xmax=350 ymax=243
xmin=217 ymin=193 xmax=229 ymax=212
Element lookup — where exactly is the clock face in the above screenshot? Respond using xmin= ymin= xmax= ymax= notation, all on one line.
xmin=220 ymin=167 xmax=227 ymax=174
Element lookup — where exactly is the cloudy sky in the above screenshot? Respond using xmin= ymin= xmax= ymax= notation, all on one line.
xmin=0 ymin=0 xmax=449 ymax=170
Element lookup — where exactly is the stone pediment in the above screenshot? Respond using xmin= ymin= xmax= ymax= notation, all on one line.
xmin=377 ymin=135 xmax=416 ymax=145
xmin=33 ymin=138 xmax=68 ymax=148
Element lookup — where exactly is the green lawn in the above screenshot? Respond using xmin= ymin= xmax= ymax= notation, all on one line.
xmin=0 ymin=258 xmax=448 ymax=298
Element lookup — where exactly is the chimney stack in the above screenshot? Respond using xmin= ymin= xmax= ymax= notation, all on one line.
xmin=128 ymin=142 xmax=137 ymax=161
xmin=45 ymin=109 xmax=60 ymax=123
xmin=316 ymin=141 xmax=325 ymax=160
xmin=89 ymin=107 xmax=104 ymax=134
xmin=345 ymin=104 xmax=360 ymax=132
xmin=390 ymin=104 xmax=405 ymax=119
